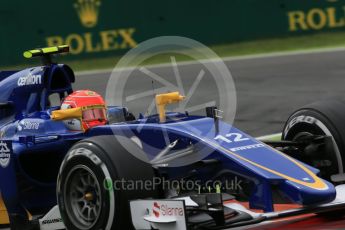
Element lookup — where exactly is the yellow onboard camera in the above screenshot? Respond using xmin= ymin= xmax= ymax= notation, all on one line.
xmin=155 ymin=92 xmax=185 ymax=123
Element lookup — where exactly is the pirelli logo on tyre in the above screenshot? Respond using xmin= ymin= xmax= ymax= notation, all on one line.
xmin=284 ymin=115 xmax=317 ymax=136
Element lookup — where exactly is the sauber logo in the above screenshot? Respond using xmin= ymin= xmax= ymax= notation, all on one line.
xmin=17 ymin=73 xmax=42 ymax=86
xmin=0 ymin=141 xmax=11 ymax=168
xmin=152 ymin=202 xmax=184 ymax=218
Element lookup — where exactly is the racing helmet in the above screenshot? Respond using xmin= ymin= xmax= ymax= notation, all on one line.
xmin=61 ymin=90 xmax=107 ymax=131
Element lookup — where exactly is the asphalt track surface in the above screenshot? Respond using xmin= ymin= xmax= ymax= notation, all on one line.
xmin=75 ymin=49 xmax=345 ymax=137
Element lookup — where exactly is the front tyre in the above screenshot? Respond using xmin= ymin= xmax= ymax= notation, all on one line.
xmin=57 ymin=135 xmax=157 ymax=230
xmin=59 ymin=155 xmax=109 ymax=230
xmin=282 ymin=100 xmax=345 ymax=180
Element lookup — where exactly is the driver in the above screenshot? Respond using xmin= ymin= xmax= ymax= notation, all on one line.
xmin=60 ymin=90 xmax=107 ymax=131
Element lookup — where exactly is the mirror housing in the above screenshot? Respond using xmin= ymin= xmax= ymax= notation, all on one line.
xmin=51 ymin=107 xmax=82 ymax=121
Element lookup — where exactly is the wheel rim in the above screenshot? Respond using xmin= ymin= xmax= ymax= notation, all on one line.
xmin=292 ymin=131 xmax=339 ymax=179
xmin=64 ymin=165 xmax=102 ymax=230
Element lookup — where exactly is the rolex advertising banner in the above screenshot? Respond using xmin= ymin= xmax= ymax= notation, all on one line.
xmin=1 ymin=0 xmax=345 ymax=66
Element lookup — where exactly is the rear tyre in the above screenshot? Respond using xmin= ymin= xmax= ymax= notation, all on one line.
xmin=57 ymin=135 xmax=157 ymax=230
xmin=282 ymin=100 xmax=345 ymax=181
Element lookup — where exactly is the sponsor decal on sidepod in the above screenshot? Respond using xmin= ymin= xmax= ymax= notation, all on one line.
xmin=0 ymin=141 xmax=10 ymax=168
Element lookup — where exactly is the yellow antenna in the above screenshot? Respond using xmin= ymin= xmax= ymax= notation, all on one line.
xmin=155 ymin=92 xmax=185 ymax=123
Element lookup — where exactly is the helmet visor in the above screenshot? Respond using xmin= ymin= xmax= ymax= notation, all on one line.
xmin=82 ymin=108 xmax=106 ymax=121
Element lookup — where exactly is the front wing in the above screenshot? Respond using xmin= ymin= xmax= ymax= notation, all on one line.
xmin=1 ymin=186 xmax=345 ymax=229
xmin=129 ymin=185 xmax=345 ymax=230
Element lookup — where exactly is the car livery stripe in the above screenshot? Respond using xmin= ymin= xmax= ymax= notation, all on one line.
xmin=203 ymin=139 xmax=328 ymax=190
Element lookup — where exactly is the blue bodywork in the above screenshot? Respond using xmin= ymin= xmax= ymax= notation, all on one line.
xmin=0 ymin=63 xmax=336 ymax=218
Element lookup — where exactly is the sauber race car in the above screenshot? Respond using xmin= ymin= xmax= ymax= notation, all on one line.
xmin=1 ymin=45 xmax=345 ymax=230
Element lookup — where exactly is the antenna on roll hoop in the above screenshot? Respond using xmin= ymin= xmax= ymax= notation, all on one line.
xmin=23 ymin=45 xmax=70 ymax=66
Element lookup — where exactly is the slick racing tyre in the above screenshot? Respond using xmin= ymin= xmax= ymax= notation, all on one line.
xmin=282 ymin=100 xmax=345 ymax=181
xmin=57 ymin=135 xmax=157 ymax=230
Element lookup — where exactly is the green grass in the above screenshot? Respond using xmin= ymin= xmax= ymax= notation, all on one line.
xmin=3 ymin=31 xmax=345 ymax=72
xmin=210 ymin=32 xmax=345 ymax=57
xmin=260 ymin=134 xmax=282 ymax=142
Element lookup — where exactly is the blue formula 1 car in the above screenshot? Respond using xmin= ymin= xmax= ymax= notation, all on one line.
xmin=1 ymin=46 xmax=345 ymax=230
